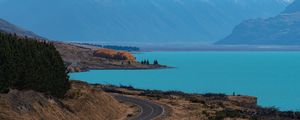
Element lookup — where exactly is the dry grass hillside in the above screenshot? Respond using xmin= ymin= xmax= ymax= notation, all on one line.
xmin=0 ymin=81 xmax=128 ymax=120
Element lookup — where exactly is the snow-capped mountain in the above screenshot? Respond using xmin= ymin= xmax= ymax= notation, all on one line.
xmin=0 ymin=0 xmax=290 ymax=44
xmin=216 ymin=0 xmax=300 ymax=45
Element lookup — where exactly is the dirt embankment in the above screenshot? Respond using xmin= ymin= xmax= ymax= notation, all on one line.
xmin=0 ymin=81 xmax=129 ymax=120
xmin=53 ymin=42 xmax=167 ymax=72
xmin=100 ymin=85 xmax=300 ymax=120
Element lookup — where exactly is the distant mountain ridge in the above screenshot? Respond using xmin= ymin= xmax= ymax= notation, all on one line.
xmin=284 ymin=0 xmax=300 ymax=13
xmin=216 ymin=0 xmax=300 ymax=45
xmin=0 ymin=0 xmax=289 ymax=44
xmin=0 ymin=19 xmax=43 ymax=39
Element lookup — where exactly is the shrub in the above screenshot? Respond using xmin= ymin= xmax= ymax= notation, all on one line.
xmin=212 ymin=109 xmax=247 ymax=120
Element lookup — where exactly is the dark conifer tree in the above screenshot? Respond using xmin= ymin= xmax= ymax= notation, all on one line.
xmin=0 ymin=32 xmax=70 ymax=98
xmin=153 ymin=60 xmax=159 ymax=65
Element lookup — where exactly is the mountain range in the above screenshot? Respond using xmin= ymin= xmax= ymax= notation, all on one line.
xmin=216 ymin=0 xmax=300 ymax=45
xmin=0 ymin=0 xmax=290 ymax=45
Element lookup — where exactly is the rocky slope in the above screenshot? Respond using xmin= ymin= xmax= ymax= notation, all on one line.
xmin=0 ymin=81 xmax=128 ymax=120
xmin=216 ymin=0 xmax=300 ymax=45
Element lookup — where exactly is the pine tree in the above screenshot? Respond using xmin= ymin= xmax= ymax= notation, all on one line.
xmin=0 ymin=32 xmax=70 ymax=98
xmin=153 ymin=60 xmax=159 ymax=65
xmin=141 ymin=60 xmax=144 ymax=64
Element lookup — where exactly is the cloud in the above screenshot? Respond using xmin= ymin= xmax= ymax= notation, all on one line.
xmin=280 ymin=0 xmax=295 ymax=4
xmin=285 ymin=0 xmax=294 ymax=3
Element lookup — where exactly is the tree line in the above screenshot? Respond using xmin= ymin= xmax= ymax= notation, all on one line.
xmin=0 ymin=32 xmax=70 ymax=98
xmin=141 ymin=59 xmax=159 ymax=65
xmin=77 ymin=43 xmax=140 ymax=52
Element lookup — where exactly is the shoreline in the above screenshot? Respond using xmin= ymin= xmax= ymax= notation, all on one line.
xmin=73 ymin=65 xmax=173 ymax=73
xmin=71 ymin=66 xmax=297 ymax=111
xmin=87 ymin=81 xmax=298 ymax=112
xmin=86 ymin=81 xmax=300 ymax=119
xmin=54 ymin=42 xmax=172 ymax=72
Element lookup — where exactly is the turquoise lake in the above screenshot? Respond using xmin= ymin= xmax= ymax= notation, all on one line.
xmin=70 ymin=52 xmax=300 ymax=111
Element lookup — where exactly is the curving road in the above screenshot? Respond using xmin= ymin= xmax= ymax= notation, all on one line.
xmin=114 ymin=95 xmax=164 ymax=120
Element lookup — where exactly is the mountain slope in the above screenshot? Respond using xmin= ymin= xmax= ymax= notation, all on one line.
xmin=0 ymin=0 xmax=289 ymax=44
xmin=216 ymin=0 xmax=300 ymax=45
xmin=0 ymin=19 xmax=43 ymax=39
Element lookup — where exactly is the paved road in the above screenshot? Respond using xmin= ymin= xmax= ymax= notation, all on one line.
xmin=114 ymin=95 xmax=164 ymax=120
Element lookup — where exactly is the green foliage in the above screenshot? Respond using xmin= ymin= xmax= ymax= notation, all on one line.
xmin=78 ymin=43 xmax=140 ymax=52
xmin=103 ymin=45 xmax=140 ymax=52
xmin=0 ymin=32 xmax=70 ymax=98
xmin=153 ymin=60 xmax=159 ymax=65
xmin=141 ymin=59 xmax=151 ymax=65
xmin=141 ymin=59 xmax=159 ymax=65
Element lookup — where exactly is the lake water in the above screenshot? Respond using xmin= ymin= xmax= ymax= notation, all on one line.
xmin=70 ymin=52 xmax=300 ymax=111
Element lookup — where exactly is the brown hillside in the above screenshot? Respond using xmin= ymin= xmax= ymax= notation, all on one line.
xmin=0 ymin=81 xmax=128 ymax=120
